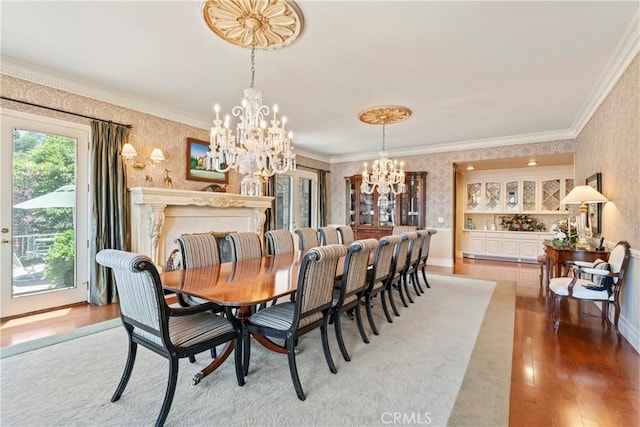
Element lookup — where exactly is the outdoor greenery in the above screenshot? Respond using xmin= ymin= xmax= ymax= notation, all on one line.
xmin=13 ymin=129 xmax=75 ymax=235
xmin=43 ymin=230 xmax=75 ymax=285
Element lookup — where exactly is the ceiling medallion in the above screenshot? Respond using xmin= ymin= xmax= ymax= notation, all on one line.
xmin=202 ymin=0 xmax=304 ymax=50
xmin=358 ymin=105 xmax=412 ymax=126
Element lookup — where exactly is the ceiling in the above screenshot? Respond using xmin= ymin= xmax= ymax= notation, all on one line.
xmin=1 ymin=1 xmax=638 ymax=164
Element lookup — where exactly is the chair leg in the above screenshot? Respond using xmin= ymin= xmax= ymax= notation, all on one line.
xmin=396 ymin=277 xmax=409 ymax=307
xmin=553 ymin=294 xmax=562 ymax=333
xmin=333 ymin=311 xmax=351 ymax=362
xmin=421 ymin=265 xmax=431 ymax=288
xmin=403 ymin=275 xmax=415 ymax=303
xmin=354 ymin=301 xmax=369 ymax=344
xmin=188 ymin=355 xmax=196 ymax=363
xmin=387 ymin=285 xmax=401 ymax=317
xmin=379 ymin=291 xmax=393 ymax=324
xmin=155 ymin=357 xmax=179 ymax=427
xmin=411 ymin=271 xmax=423 ymax=295
xmin=242 ymin=327 xmax=251 ymax=377
xmin=366 ymin=294 xmax=381 ymax=334
xmin=321 ymin=316 xmax=337 ymax=374
xmin=111 ymin=339 xmax=138 ymax=402
xmin=613 ymin=301 xmax=622 ymax=341
xmin=234 ymin=334 xmax=245 ymax=386
xmin=286 ymin=336 xmax=306 ymax=401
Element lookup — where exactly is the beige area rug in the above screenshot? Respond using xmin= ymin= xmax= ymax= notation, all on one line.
xmin=0 ymin=274 xmax=515 ymax=427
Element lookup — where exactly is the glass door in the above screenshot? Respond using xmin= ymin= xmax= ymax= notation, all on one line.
xmin=1 ymin=110 xmax=89 ymax=317
xmin=274 ymin=169 xmax=318 ymax=232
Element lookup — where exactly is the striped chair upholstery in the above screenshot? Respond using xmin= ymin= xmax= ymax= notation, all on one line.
xmin=363 ymin=235 xmax=400 ymax=335
xmin=337 ymin=225 xmax=355 ymax=245
xmin=330 ymin=238 xmax=378 ymax=361
xmin=392 ymin=225 xmax=418 ymax=235
xmin=265 ymin=229 xmax=296 ymax=255
xmin=227 ymin=232 xmax=263 ymax=261
xmin=387 ymin=233 xmax=412 ymax=315
xmin=403 ymin=231 xmax=425 ymax=299
xmin=319 ymin=226 xmax=340 ymax=245
xmin=175 ymin=232 xmax=221 ymax=268
xmin=95 ymin=249 xmax=244 ymax=426
xmin=243 ymin=244 xmax=348 ymax=401
xmin=418 ymin=229 xmax=437 ymax=288
xmin=294 ymin=227 xmax=320 ymax=250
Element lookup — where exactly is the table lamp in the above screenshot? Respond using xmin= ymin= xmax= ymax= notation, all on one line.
xmin=561 ymin=185 xmax=608 ymax=249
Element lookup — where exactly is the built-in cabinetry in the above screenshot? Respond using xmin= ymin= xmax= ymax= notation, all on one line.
xmin=463 ymin=230 xmax=555 ymax=263
xmin=346 ymin=172 xmax=426 ymax=240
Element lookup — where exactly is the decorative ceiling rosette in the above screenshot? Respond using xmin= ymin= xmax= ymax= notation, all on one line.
xmin=358 ymin=105 xmax=412 ymax=125
xmin=202 ymin=0 xmax=304 ymax=49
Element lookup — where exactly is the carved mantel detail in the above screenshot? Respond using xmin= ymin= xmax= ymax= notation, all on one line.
xmin=129 ymin=187 xmax=273 ymax=266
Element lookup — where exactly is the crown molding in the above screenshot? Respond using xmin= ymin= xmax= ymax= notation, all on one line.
xmin=294 ymin=148 xmax=331 ymax=164
xmin=1 ymin=57 xmax=212 ymax=130
xmin=329 ymin=129 xmax=576 ymax=164
xmin=571 ymin=11 xmax=640 ymax=136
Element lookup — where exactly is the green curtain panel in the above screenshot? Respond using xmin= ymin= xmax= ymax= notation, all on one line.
xmin=319 ymin=170 xmax=327 ymax=227
xmin=89 ymin=121 xmax=131 ymax=305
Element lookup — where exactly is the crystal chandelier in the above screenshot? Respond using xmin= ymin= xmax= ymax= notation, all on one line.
xmin=359 ymin=105 xmax=412 ymax=202
xmin=201 ymin=0 xmax=304 ymax=196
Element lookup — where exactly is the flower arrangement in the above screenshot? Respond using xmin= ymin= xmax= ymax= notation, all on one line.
xmin=550 ymin=220 xmax=578 ymax=248
xmin=500 ymin=214 xmax=546 ymax=232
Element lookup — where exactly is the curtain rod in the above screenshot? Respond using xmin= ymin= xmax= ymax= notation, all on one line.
xmin=1 ymin=96 xmax=133 ymax=129
xmin=298 ymin=164 xmax=331 ymax=173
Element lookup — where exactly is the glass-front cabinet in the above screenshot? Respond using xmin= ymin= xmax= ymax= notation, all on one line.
xmin=346 ymin=172 xmax=426 ymax=240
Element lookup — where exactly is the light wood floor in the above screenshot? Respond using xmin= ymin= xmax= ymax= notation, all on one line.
xmin=1 ymin=258 xmax=638 ymax=426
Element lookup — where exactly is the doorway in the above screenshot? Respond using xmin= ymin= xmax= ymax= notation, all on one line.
xmin=274 ymin=169 xmax=318 ymax=233
xmin=1 ymin=110 xmax=89 ymax=317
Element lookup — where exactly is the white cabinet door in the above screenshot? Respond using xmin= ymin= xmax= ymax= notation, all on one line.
xmin=520 ymin=239 xmax=540 ymax=259
xmin=486 ymin=237 xmax=501 ymax=256
xmin=502 ymin=238 xmax=520 ymax=257
xmin=470 ymin=233 xmax=486 ymax=254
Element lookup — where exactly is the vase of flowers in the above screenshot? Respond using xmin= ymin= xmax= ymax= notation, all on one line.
xmin=550 ymin=220 xmax=578 ymax=248
xmin=499 ymin=214 xmax=546 ymax=232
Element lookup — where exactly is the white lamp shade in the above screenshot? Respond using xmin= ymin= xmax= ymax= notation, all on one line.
xmin=121 ymin=143 xmax=138 ymax=158
xmin=149 ymin=148 xmax=165 ymax=162
xmin=561 ymin=185 xmax=608 ymax=204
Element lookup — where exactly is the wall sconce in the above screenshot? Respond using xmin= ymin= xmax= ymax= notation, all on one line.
xmin=121 ymin=143 xmax=165 ymax=169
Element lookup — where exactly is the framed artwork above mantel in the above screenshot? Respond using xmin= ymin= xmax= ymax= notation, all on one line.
xmin=186 ymin=138 xmax=228 ymax=183
xmin=585 ymin=172 xmax=602 ymax=235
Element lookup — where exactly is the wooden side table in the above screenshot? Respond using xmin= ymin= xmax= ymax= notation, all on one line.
xmin=542 ymin=240 xmax=609 ymax=286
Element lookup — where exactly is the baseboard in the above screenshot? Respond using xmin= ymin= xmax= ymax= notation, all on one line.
xmin=617 ymin=314 xmax=640 ymax=353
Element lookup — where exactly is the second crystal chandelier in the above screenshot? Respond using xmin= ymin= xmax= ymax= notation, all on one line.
xmin=359 ymin=105 xmax=412 ymax=201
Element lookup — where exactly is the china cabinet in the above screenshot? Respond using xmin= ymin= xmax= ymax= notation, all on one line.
xmin=346 ymin=172 xmax=426 ymax=240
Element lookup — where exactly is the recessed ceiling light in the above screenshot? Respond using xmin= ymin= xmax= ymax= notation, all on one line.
xmin=527 ymin=160 xmax=538 ymax=166
xmin=466 ymin=165 xmax=475 ymax=170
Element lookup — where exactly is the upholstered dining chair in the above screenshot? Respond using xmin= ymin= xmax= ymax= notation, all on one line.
xmin=227 ymin=231 xmax=263 ymax=261
xmin=387 ymin=233 xmax=412 ymax=314
xmin=417 ymin=229 xmax=437 ymax=289
xmin=95 ymin=249 xmax=244 ymax=427
xmin=362 ymin=235 xmax=399 ymax=336
xmin=403 ymin=231 xmax=425 ymax=298
xmin=392 ymin=225 xmax=417 ymax=235
xmin=319 ymin=226 xmax=340 ymax=245
xmin=242 ymin=244 xmax=348 ymax=401
xmin=265 ymin=229 xmax=296 ymax=255
xmin=294 ymin=227 xmax=320 ymax=251
xmin=549 ymin=241 xmax=630 ymax=340
xmin=337 ymin=225 xmax=355 ymax=245
xmin=330 ymin=238 xmax=378 ymax=361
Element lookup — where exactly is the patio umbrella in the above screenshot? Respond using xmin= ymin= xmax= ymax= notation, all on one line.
xmin=14 ymin=185 xmax=75 ymax=209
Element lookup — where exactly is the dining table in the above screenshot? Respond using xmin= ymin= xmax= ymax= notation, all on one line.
xmin=160 ymin=250 xmax=356 ymax=384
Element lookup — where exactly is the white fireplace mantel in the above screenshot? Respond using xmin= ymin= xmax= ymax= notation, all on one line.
xmin=129 ymin=187 xmax=273 ymax=267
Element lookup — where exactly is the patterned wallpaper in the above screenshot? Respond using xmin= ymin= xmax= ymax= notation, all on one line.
xmin=575 ymin=54 xmax=639 ymax=250
xmin=327 ymin=139 xmax=577 ymax=228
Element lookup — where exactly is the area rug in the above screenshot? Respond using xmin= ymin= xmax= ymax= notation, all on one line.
xmin=0 ymin=274 xmax=515 ymax=427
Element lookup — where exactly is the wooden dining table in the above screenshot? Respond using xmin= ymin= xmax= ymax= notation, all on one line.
xmin=160 ymin=250 xmax=355 ymax=384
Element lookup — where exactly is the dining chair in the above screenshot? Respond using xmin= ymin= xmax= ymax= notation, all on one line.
xmin=242 ymin=244 xmax=348 ymax=401
xmin=337 ymin=225 xmax=355 ymax=245
xmin=392 ymin=225 xmax=417 ymax=235
xmin=294 ymin=227 xmax=320 ymax=250
xmin=330 ymin=238 xmax=378 ymax=361
xmin=227 ymin=231 xmax=263 ymax=261
xmin=95 ymin=249 xmax=244 ymax=427
xmin=319 ymin=226 xmax=340 ymax=245
xmin=265 ymin=229 xmax=296 ymax=255
xmin=362 ymin=235 xmax=400 ymax=336
xmin=417 ymin=229 xmax=437 ymax=289
xmin=387 ymin=233 xmax=412 ymax=314
xmin=403 ymin=231 xmax=425 ymax=298
xmin=549 ymin=241 xmax=630 ymax=340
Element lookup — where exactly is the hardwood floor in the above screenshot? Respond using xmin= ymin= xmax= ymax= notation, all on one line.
xmin=1 ymin=258 xmax=638 ymax=426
